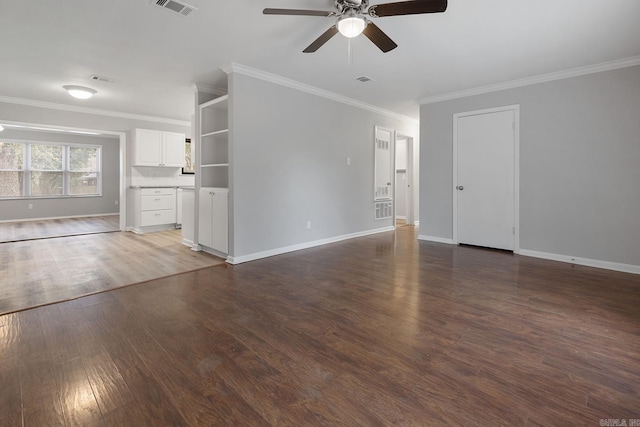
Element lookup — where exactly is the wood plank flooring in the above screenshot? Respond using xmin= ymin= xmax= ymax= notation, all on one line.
xmin=0 ymin=229 xmax=224 ymax=315
xmin=0 ymin=215 xmax=120 ymax=243
xmin=1 ymin=226 xmax=639 ymax=425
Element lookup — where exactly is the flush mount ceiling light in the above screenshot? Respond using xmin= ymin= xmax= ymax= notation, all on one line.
xmin=0 ymin=125 xmax=4 ymax=132
xmin=63 ymin=85 xmax=97 ymax=100
xmin=337 ymin=13 xmax=366 ymax=38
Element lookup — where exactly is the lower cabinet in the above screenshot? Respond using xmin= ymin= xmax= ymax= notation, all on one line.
xmin=198 ymin=187 xmax=228 ymax=255
xmin=130 ymin=187 xmax=177 ymax=233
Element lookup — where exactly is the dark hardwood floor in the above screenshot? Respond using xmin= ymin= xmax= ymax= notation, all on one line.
xmin=1 ymin=226 xmax=639 ymax=425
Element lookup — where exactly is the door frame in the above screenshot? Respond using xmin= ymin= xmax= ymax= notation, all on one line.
xmin=394 ymin=133 xmax=414 ymax=226
xmin=452 ymin=104 xmax=520 ymax=253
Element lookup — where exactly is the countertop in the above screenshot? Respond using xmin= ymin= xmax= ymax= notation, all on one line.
xmin=130 ymin=185 xmax=194 ymax=189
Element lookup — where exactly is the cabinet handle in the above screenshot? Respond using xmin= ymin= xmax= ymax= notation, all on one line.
xmin=154 ymin=198 xmax=161 ymax=201
xmin=154 ymin=214 xmax=161 ymax=217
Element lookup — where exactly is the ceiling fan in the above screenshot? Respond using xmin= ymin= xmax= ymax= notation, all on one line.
xmin=263 ymin=0 xmax=447 ymax=53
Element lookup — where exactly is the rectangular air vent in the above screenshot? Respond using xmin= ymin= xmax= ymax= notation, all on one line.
xmin=90 ymin=74 xmax=115 ymax=83
xmin=355 ymin=76 xmax=373 ymax=83
xmin=151 ymin=0 xmax=197 ymax=16
xmin=375 ymin=201 xmax=393 ymax=220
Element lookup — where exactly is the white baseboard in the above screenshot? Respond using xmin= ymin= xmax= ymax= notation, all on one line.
xmin=0 ymin=212 xmax=119 ymax=224
xmin=418 ymin=235 xmax=454 ymax=244
xmin=519 ymin=249 xmax=640 ymax=275
xmin=181 ymin=238 xmax=194 ymax=248
xmin=414 ymin=220 xmax=420 ymax=226
xmin=227 ymin=226 xmax=395 ymax=265
xmin=396 ymin=216 xmax=407 ymax=220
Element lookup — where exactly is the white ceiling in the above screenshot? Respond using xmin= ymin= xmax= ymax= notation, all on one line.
xmin=1 ymin=0 xmax=639 ymax=122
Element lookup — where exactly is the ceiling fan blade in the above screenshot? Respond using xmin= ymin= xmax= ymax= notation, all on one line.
xmin=263 ymin=8 xmax=336 ymax=17
xmin=362 ymin=22 xmax=398 ymax=53
xmin=369 ymin=0 xmax=447 ymax=17
xmin=303 ymin=25 xmax=339 ymax=53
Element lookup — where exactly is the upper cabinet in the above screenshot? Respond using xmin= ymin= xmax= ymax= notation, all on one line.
xmin=131 ymin=128 xmax=185 ymax=167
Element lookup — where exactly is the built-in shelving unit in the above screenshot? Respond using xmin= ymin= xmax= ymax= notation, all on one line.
xmin=199 ymin=96 xmax=229 ymax=189
xmin=194 ymin=93 xmax=230 ymax=256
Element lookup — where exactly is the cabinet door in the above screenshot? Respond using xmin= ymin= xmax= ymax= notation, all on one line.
xmin=211 ymin=190 xmax=228 ymax=253
xmin=162 ymin=132 xmax=186 ymax=167
xmin=133 ymin=129 xmax=163 ymax=166
xmin=198 ymin=189 xmax=214 ymax=248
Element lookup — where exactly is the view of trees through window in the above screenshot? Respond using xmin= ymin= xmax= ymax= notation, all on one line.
xmin=0 ymin=141 xmax=100 ymax=198
xmin=0 ymin=142 xmax=24 ymax=197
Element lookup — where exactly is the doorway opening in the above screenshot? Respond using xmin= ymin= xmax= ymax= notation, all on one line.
xmin=394 ymin=133 xmax=414 ymax=227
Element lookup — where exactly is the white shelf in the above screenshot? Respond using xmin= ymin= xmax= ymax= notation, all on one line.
xmin=200 ymin=94 xmax=228 ymax=109
xmin=201 ymin=163 xmax=229 ymax=168
xmin=201 ymin=129 xmax=229 ymax=138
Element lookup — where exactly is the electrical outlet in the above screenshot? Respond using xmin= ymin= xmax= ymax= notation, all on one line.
xmin=346 ymin=157 xmax=351 ymax=166
xmin=115 ymin=200 xmax=119 ymax=205
xmin=306 ymin=221 xmax=311 ymax=230
xmin=28 ymin=204 xmax=33 ymax=209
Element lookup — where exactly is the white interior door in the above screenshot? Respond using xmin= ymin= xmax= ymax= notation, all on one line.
xmin=455 ymin=108 xmax=515 ymax=250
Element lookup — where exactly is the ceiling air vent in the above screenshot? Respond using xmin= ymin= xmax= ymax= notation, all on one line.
xmin=355 ymin=76 xmax=373 ymax=83
xmin=90 ymin=74 xmax=115 ymax=83
xmin=151 ymin=0 xmax=197 ymax=16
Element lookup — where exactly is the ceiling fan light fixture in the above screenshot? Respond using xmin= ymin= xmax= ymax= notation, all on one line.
xmin=63 ymin=85 xmax=97 ymax=100
xmin=337 ymin=15 xmax=366 ymax=38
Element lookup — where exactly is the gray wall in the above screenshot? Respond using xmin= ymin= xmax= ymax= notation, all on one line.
xmin=0 ymin=129 xmax=120 ymax=221
xmin=230 ymin=73 xmax=418 ymax=259
xmin=420 ymin=65 xmax=640 ymax=266
xmin=0 ymin=99 xmax=191 ymax=225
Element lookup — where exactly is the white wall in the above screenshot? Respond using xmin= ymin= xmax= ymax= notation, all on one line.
xmin=229 ymin=72 xmax=418 ymax=261
xmin=419 ymin=65 xmax=640 ymax=269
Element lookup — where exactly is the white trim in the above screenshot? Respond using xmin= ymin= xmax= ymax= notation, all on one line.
xmin=452 ymin=104 xmax=520 ymax=251
xmin=414 ymin=220 xmax=420 ymax=226
xmin=226 ymin=63 xmax=418 ymax=124
xmin=417 ymin=235 xmax=454 ymax=244
xmin=192 ymin=83 xmax=226 ymax=96
xmin=519 ymin=249 xmax=640 ymax=275
xmin=0 ymin=213 xmax=118 ymax=224
xmin=418 ymin=55 xmax=640 ymax=105
xmin=226 ymin=226 xmax=395 ymax=265
xmin=0 ymin=95 xmax=190 ymax=127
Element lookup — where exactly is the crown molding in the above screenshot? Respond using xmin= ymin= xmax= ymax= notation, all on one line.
xmin=0 ymin=95 xmax=191 ymax=127
xmin=192 ymin=83 xmax=227 ymax=96
xmin=227 ymin=63 xmax=418 ymax=124
xmin=418 ymin=55 xmax=640 ymax=105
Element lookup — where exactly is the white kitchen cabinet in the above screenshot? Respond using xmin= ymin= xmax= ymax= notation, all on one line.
xmin=198 ymin=187 xmax=228 ymax=255
xmin=176 ymin=188 xmax=183 ymax=226
xmin=181 ymin=188 xmax=195 ymax=247
xmin=129 ymin=187 xmax=177 ymax=233
xmin=131 ymin=128 xmax=185 ymax=167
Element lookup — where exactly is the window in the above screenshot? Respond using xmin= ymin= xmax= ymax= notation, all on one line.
xmin=0 ymin=142 xmax=25 ymax=197
xmin=30 ymin=144 xmax=64 ymax=196
xmin=182 ymin=138 xmax=194 ymax=174
xmin=69 ymin=146 xmax=100 ymax=195
xmin=0 ymin=140 xmax=101 ymax=199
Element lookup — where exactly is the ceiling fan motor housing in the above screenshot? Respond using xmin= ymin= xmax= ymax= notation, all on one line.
xmin=336 ymin=0 xmax=368 ymax=15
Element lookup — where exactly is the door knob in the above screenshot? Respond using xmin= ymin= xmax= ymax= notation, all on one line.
xmin=456 ymin=185 xmax=464 ymax=191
